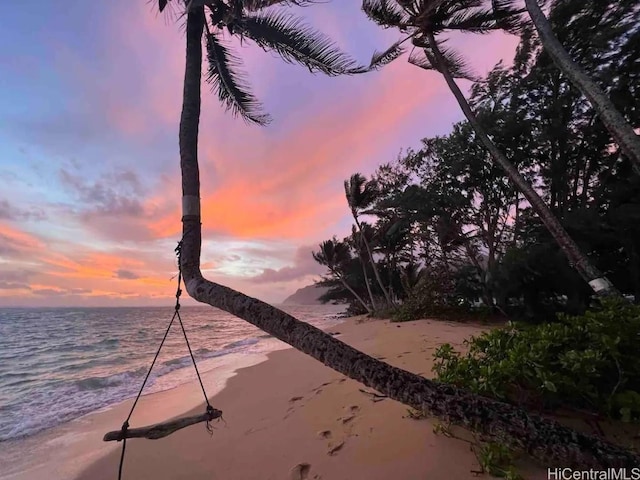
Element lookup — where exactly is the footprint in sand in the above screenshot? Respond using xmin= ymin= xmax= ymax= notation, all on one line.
xmin=284 ymin=396 xmax=306 ymax=419
xmin=289 ymin=463 xmax=311 ymax=480
xmin=311 ymin=381 xmax=332 ymax=395
xmin=318 ymin=430 xmax=332 ymax=439
xmin=340 ymin=415 xmax=355 ymax=424
xmin=338 ymin=405 xmax=360 ymax=423
xmin=327 ymin=441 xmax=344 ymax=456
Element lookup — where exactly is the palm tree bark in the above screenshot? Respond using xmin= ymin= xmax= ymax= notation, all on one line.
xmin=360 ymin=252 xmax=378 ymax=311
xmin=351 ymin=229 xmax=377 ymax=310
xmin=425 ymin=33 xmax=619 ymax=298
xmin=353 ymin=215 xmax=394 ymax=307
xmin=177 ymin=8 xmax=638 ymax=469
xmin=336 ymin=273 xmax=372 ymax=314
xmin=524 ymin=0 xmax=640 ymax=175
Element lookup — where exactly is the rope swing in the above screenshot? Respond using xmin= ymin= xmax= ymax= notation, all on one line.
xmin=103 ymin=240 xmax=222 ymax=479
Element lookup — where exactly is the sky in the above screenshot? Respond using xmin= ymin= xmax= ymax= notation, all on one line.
xmin=0 ymin=0 xmax=520 ymax=307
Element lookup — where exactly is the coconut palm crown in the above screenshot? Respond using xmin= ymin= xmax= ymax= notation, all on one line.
xmin=360 ymin=0 xmax=524 ymax=79
xmin=159 ymin=0 xmax=365 ymax=124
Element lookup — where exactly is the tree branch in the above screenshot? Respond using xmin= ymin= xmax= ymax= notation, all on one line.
xmin=104 ymin=409 xmax=223 ymax=441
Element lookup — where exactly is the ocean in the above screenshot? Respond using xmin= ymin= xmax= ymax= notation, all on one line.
xmin=0 ymin=304 xmax=346 ymax=444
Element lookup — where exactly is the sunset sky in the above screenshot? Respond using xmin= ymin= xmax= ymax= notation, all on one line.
xmin=0 ymin=1 xmax=519 ymax=307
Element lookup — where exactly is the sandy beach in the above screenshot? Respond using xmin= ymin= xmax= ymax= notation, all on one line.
xmin=4 ymin=316 xmax=549 ymax=480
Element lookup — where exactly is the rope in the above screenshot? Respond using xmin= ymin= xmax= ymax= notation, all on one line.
xmin=116 ymin=239 xmax=214 ymax=479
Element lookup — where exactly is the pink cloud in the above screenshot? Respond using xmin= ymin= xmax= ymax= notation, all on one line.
xmin=1 ymin=2 xmax=520 ymax=306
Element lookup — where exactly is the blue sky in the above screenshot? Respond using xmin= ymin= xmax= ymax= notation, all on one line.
xmin=0 ymin=0 xmax=519 ymax=306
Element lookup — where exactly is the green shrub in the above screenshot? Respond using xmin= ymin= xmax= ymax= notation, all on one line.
xmin=432 ymin=299 xmax=640 ymax=421
xmin=392 ymin=266 xmax=470 ymax=322
xmin=476 ymin=442 xmax=524 ymax=479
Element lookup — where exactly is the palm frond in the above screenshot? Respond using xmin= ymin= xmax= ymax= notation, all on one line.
xmin=345 ymin=173 xmax=379 ymax=210
xmin=237 ymin=11 xmax=361 ymax=76
xmin=411 ymin=40 xmax=478 ymax=81
xmin=186 ymin=0 xmax=216 ymax=11
xmin=408 ymin=47 xmax=436 ymax=71
xmin=205 ymin=33 xmax=271 ymax=125
xmin=442 ymin=0 xmax=484 ymax=14
xmin=154 ymin=0 xmax=184 ymax=20
xmin=491 ymin=0 xmax=528 ymax=35
xmin=362 ymin=0 xmax=409 ymax=29
xmin=444 ymin=7 xmax=501 ymax=33
xmin=242 ymin=0 xmax=327 ymax=11
xmin=358 ymin=40 xmax=407 ymax=73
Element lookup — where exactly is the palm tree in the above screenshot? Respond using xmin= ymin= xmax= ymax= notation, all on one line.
xmin=376 ymin=215 xmax=411 ymax=300
xmin=312 ymin=238 xmax=372 ymax=313
xmin=400 ymin=262 xmax=427 ymax=297
xmin=350 ymin=225 xmax=378 ymax=311
xmin=516 ymin=0 xmax=640 ymax=174
xmin=359 ymin=0 xmax=619 ymax=298
xmin=151 ymin=0 xmax=638 ymax=467
xmin=344 ymin=173 xmax=394 ymax=306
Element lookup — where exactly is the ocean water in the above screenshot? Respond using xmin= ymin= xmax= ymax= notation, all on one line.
xmin=0 ymin=304 xmax=345 ymax=443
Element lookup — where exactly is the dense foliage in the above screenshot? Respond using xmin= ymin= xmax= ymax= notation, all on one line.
xmin=432 ymin=299 xmax=640 ymax=421
xmin=313 ymin=0 xmax=640 ymax=320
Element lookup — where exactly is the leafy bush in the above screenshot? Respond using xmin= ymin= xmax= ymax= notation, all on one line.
xmin=392 ymin=265 xmax=467 ymax=322
xmin=475 ymin=442 xmax=523 ymax=480
xmin=432 ymin=299 xmax=640 ymax=421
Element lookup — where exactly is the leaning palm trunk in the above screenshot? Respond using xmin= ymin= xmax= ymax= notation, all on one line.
xmin=337 ymin=272 xmax=372 ymax=314
xmin=360 ymin=252 xmax=378 ymax=311
xmin=524 ymin=0 xmax=640 ymax=174
xmin=425 ymin=33 xmax=619 ymax=298
xmin=177 ymin=8 xmax=638 ymax=469
xmin=353 ymin=228 xmax=378 ymax=310
xmin=354 ymin=216 xmax=394 ymax=307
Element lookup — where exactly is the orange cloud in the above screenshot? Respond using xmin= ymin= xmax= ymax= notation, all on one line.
xmin=146 ymin=58 xmax=442 ymax=242
xmin=1 ymin=1 xmax=520 ymax=306
xmin=0 ymin=223 xmax=45 ymax=252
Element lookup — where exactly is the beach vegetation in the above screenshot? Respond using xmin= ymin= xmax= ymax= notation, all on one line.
xmin=358 ymin=0 xmax=619 ymax=297
xmin=515 ymin=0 xmax=640 ymax=171
xmin=313 ymin=0 xmax=640 ymax=320
xmin=474 ymin=442 xmax=523 ymax=480
xmin=432 ymin=298 xmax=640 ymax=422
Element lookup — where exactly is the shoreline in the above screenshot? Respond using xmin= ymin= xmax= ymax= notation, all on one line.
xmin=0 ymin=308 xmax=345 ymax=480
xmin=75 ymin=316 xmax=548 ymax=480
xmin=4 ymin=316 xmax=549 ymax=480
xmin=0 ymin=340 xmax=290 ymax=480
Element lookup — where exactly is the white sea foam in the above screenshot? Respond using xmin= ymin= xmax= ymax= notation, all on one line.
xmin=0 ymin=304 xmax=345 ymax=442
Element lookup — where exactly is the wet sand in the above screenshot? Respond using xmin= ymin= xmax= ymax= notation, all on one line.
xmin=76 ymin=316 xmax=548 ymax=479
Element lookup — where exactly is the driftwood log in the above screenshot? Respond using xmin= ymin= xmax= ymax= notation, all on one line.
xmin=103 ymin=409 xmax=222 ymax=441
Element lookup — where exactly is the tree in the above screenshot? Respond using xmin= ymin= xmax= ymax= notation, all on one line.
xmin=349 ymin=224 xmax=378 ymax=311
xmin=360 ymin=0 xmax=619 ymax=297
xmin=312 ymin=238 xmax=372 ymax=313
xmin=419 ymin=121 xmax=521 ymax=309
xmin=154 ymin=0 xmax=638 ymax=468
xmin=375 ymin=215 xmax=412 ymax=300
xmin=519 ymin=0 xmax=640 ymax=174
xmin=344 ymin=173 xmax=394 ymax=307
